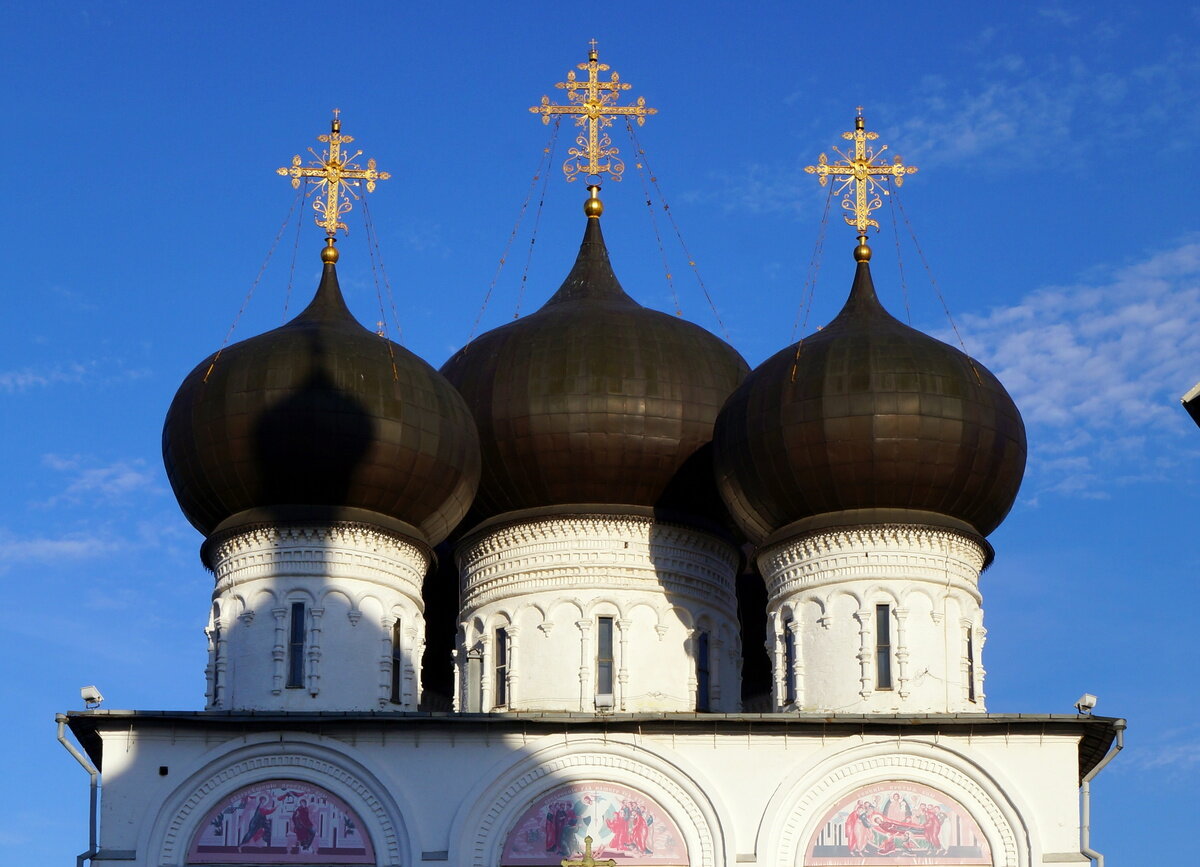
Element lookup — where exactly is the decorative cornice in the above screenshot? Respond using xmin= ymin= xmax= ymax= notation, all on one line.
xmin=759 ymin=524 xmax=986 ymax=602
xmin=458 ymin=515 xmax=739 ymax=611
xmin=209 ymin=523 xmax=429 ymax=600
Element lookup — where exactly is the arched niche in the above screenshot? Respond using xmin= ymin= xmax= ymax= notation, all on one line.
xmin=185 ymin=778 xmax=375 ymax=864
xmin=804 ymin=780 xmax=990 ymax=864
xmin=499 ymin=781 xmax=690 ymax=865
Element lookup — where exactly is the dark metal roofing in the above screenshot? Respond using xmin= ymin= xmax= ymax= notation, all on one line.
xmin=440 ymin=217 xmax=749 ymax=530
xmin=714 ymin=260 xmax=1027 ymax=544
xmin=162 ymin=263 xmax=481 ymax=547
xmin=66 ymin=709 xmax=1123 ymax=783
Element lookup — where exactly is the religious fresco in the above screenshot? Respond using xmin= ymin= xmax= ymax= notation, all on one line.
xmin=501 ymin=782 xmax=689 ymax=865
xmin=187 ymin=779 xmax=374 ymax=864
xmin=805 ymin=781 xmax=991 ymax=865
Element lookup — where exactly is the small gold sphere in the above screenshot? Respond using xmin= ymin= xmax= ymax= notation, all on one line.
xmin=584 ymin=196 xmax=604 ymax=218
xmin=321 ymin=241 xmax=340 ymax=264
xmin=854 ymin=241 xmax=872 ymax=263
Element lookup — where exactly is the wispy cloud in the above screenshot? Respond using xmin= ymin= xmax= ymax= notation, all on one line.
xmin=957 ymin=238 xmax=1200 ymax=500
xmin=0 ymin=360 xmax=149 ymax=393
xmin=0 ymin=529 xmax=125 ymax=564
xmin=0 ymin=363 xmax=91 ymax=392
xmin=894 ymin=38 xmax=1200 ymax=171
xmin=40 ymin=454 xmax=161 ymax=506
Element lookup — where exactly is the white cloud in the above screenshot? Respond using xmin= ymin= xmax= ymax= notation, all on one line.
xmin=0 ymin=530 xmax=124 ymax=564
xmin=0 ymin=360 xmax=149 ymax=393
xmin=40 ymin=454 xmax=161 ymax=506
xmin=889 ymin=37 xmax=1200 ymax=172
xmin=0 ymin=363 xmax=90 ymax=392
xmin=957 ymin=238 xmax=1200 ymax=500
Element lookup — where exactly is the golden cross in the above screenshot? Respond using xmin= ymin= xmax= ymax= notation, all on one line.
xmin=804 ymin=109 xmax=917 ymax=237
xmin=530 ymin=44 xmax=657 ymax=182
xmin=276 ymin=111 xmax=391 ymax=238
xmin=560 ymin=835 xmax=617 ymax=867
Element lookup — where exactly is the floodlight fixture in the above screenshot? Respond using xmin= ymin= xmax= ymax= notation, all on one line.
xmin=80 ymin=685 xmax=104 ymax=708
xmin=1074 ymin=693 xmax=1098 ymax=714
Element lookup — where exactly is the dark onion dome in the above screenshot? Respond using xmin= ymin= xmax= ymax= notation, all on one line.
xmin=163 ymin=261 xmax=481 ymax=549
xmin=713 ymin=257 xmax=1026 ymax=546
xmin=440 ymin=215 xmax=750 ymax=530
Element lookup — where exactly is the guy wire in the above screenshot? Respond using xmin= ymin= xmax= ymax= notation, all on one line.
xmin=892 ymin=188 xmax=982 ymax=384
xmin=626 ymin=120 xmax=729 ymax=339
xmin=887 ymin=181 xmax=913 ymax=325
xmin=203 ymin=185 xmax=302 ymax=383
xmin=466 ymin=120 xmax=560 ymax=344
xmin=788 ymin=183 xmax=834 ymax=383
xmin=513 ymin=123 xmax=560 ymax=320
xmin=629 ymin=124 xmax=681 ymax=317
xmin=361 ymin=197 xmax=401 ymax=381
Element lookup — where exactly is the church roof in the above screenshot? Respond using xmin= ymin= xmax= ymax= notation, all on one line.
xmin=162 ymin=260 xmax=481 ymax=548
xmin=714 ymin=257 xmax=1027 ymax=545
xmin=441 ymin=214 xmax=748 ymax=532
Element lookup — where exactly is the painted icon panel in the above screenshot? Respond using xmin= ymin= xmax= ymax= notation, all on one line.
xmin=805 ymin=781 xmax=991 ymax=865
xmin=186 ymin=779 xmax=375 ymax=864
xmin=501 ymin=781 xmax=689 ymax=865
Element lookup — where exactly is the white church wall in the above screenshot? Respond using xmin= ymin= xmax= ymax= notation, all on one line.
xmin=89 ymin=719 xmax=1093 ymax=867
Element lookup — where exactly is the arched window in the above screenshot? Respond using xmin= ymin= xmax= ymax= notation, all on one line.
xmin=696 ymin=631 xmax=711 ymax=712
xmin=286 ymin=602 xmax=306 ymax=689
xmin=494 ymin=626 xmax=509 ymax=708
xmin=783 ymin=616 xmax=796 ymax=705
xmin=390 ymin=620 xmax=403 ymax=705
xmin=875 ymin=604 xmax=893 ymax=690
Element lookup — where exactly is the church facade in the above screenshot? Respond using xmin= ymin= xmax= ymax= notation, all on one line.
xmin=62 ymin=55 xmax=1121 ymax=867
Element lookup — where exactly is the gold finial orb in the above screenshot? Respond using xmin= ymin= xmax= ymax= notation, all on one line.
xmin=854 ymin=239 xmax=872 ymax=262
xmin=321 ymin=239 xmax=340 ymax=263
xmin=584 ymin=191 xmax=604 ymax=218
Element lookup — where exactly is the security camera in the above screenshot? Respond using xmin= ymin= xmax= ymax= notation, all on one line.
xmin=1074 ymin=693 xmax=1098 ymax=714
xmin=80 ymin=685 xmax=104 ymax=708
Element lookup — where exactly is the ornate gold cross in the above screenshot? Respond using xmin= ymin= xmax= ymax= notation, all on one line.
xmin=530 ymin=43 xmax=657 ymax=182
xmin=277 ymin=110 xmax=391 ymax=239
xmin=560 ymin=835 xmax=617 ymax=867
xmin=804 ymin=108 xmax=917 ymax=237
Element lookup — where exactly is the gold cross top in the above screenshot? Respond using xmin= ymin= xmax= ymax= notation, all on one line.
xmin=561 ymin=835 xmax=617 ymax=867
xmin=530 ymin=43 xmax=657 ymax=183
xmin=277 ymin=110 xmax=391 ymax=239
xmin=804 ymin=109 xmax=917 ymax=237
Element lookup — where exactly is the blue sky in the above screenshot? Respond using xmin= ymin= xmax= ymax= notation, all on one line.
xmin=5 ymin=1 xmax=1198 ymax=863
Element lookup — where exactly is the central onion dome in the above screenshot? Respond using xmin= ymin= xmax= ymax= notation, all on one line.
xmin=163 ymin=258 xmax=481 ymax=549
xmin=713 ymin=255 xmax=1026 ymax=545
xmin=440 ymin=213 xmax=749 ymax=529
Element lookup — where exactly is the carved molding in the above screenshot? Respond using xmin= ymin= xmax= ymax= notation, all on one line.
xmin=759 ymin=525 xmax=986 ymax=602
xmin=459 ymin=516 xmax=739 ymax=612
xmin=210 ymin=524 xmax=429 ymax=602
